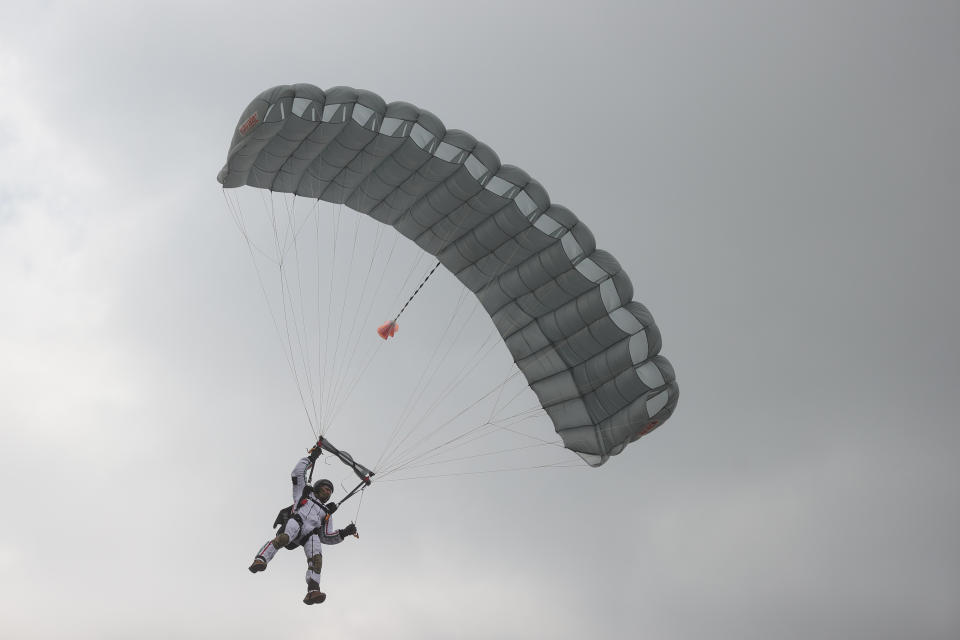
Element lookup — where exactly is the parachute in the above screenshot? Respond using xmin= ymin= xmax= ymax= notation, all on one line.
xmin=218 ymin=84 xmax=678 ymax=467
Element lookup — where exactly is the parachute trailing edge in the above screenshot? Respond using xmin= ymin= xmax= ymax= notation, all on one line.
xmin=218 ymin=84 xmax=678 ymax=466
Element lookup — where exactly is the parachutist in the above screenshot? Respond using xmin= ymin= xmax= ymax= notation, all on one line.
xmin=249 ymin=439 xmax=359 ymax=605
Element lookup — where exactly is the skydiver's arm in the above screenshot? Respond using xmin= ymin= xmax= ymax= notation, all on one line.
xmin=289 ymin=440 xmax=323 ymax=502
xmin=318 ymin=514 xmax=344 ymax=545
xmin=290 ymin=455 xmax=315 ymax=503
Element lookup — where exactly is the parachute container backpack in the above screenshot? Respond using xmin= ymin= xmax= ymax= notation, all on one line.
xmin=218 ymin=84 xmax=678 ymax=466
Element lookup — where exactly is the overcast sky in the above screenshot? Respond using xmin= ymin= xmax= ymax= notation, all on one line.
xmin=2 ymin=1 xmax=958 ymax=638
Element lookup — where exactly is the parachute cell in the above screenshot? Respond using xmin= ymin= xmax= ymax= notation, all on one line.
xmin=218 ymin=84 xmax=678 ymax=466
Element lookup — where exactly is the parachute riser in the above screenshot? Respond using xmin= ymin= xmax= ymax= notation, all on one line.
xmin=316 ymin=436 xmax=374 ymax=507
xmin=338 ymin=475 xmax=373 ymax=508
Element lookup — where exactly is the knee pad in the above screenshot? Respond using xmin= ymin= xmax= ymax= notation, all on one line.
xmin=309 ymin=554 xmax=323 ymax=573
xmin=274 ymin=533 xmax=290 ymax=548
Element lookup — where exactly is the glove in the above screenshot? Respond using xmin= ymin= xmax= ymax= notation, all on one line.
xmin=307 ymin=439 xmax=323 ymax=461
xmin=325 ymin=502 xmax=338 ymax=514
xmin=339 ymin=523 xmax=357 ymax=539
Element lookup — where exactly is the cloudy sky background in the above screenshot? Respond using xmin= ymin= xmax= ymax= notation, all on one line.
xmin=2 ymin=1 xmax=958 ymax=638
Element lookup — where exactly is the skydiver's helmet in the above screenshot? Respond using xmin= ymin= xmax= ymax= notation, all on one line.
xmin=313 ymin=479 xmax=334 ymax=494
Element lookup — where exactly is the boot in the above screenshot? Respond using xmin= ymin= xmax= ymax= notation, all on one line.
xmin=248 ymin=557 xmax=267 ymax=573
xmin=303 ymin=590 xmax=327 ymax=605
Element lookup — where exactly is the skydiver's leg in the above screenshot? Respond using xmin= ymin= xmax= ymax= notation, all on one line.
xmin=253 ymin=518 xmax=302 ymax=566
xmin=302 ymin=534 xmax=326 ymax=604
xmin=303 ymin=534 xmax=324 ymax=587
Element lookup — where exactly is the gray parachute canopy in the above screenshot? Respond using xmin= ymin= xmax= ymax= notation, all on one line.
xmin=218 ymin=84 xmax=678 ymax=466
